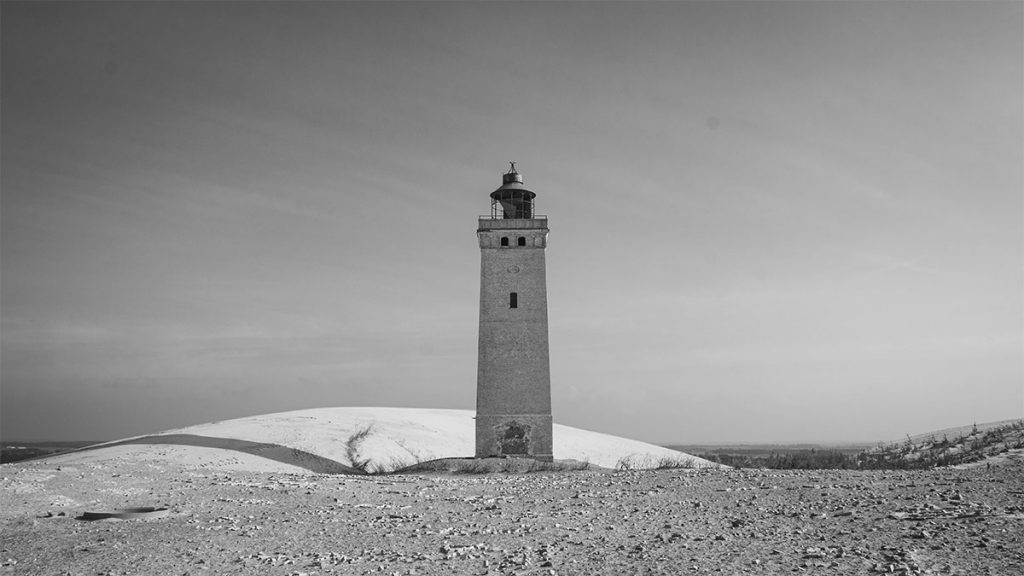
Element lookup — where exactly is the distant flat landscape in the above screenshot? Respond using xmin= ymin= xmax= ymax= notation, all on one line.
xmin=0 ymin=441 xmax=101 ymax=464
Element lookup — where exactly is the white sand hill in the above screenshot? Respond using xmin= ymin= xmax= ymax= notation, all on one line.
xmin=45 ymin=407 xmax=715 ymax=473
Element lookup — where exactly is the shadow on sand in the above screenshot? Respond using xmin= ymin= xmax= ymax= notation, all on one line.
xmin=83 ymin=434 xmax=360 ymax=475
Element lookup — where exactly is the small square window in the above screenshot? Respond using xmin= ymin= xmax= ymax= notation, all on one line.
xmin=500 ymin=237 xmax=509 ymax=247
xmin=517 ymin=237 xmax=526 ymax=246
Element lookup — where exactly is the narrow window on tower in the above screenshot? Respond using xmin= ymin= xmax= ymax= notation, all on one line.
xmin=517 ymin=237 xmax=526 ymax=246
xmin=501 ymin=237 xmax=509 ymax=247
xmin=509 ymin=292 xmax=518 ymax=308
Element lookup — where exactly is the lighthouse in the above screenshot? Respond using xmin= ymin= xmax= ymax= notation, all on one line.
xmin=475 ymin=163 xmax=553 ymax=461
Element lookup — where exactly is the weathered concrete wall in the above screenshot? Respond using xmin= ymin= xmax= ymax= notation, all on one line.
xmin=475 ymin=222 xmax=552 ymax=461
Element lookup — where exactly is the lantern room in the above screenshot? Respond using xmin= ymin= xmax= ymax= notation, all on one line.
xmin=489 ymin=162 xmax=536 ymax=219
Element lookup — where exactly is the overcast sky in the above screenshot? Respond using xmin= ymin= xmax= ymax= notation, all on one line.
xmin=2 ymin=2 xmax=1021 ymax=444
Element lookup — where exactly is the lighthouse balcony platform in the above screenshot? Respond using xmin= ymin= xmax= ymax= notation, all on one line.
xmin=477 ymin=216 xmax=548 ymax=231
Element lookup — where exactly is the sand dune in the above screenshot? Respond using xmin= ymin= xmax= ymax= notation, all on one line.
xmin=46 ymin=407 xmax=714 ymax=473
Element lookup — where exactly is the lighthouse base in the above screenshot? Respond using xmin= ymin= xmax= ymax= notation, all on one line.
xmin=475 ymin=413 xmax=553 ymax=461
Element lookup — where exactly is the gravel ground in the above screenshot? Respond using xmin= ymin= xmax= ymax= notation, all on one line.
xmin=2 ymin=457 xmax=1022 ymax=575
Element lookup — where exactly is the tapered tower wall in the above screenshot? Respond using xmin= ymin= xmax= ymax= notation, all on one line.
xmin=475 ymin=169 xmax=553 ymax=461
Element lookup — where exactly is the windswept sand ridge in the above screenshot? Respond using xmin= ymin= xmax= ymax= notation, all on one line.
xmin=899 ymin=419 xmax=1023 ymax=445
xmin=867 ymin=418 xmax=1024 ymax=470
xmin=45 ymin=407 xmax=715 ymax=473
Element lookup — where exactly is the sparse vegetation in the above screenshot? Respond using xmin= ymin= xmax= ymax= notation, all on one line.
xmin=654 ymin=455 xmax=698 ymax=469
xmin=524 ymin=458 xmax=591 ymax=474
xmin=857 ymin=420 xmax=1024 ymax=470
xmin=615 ymin=454 xmax=698 ymax=471
xmin=344 ymin=425 xmax=374 ymax=473
xmin=367 ymin=456 xmax=418 ymax=475
xmin=694 ymin=420 xmax=1024 ymax=470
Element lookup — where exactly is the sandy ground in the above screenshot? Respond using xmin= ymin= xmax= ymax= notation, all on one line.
xmin=2 ymin=455 xmax=1021 ymax=576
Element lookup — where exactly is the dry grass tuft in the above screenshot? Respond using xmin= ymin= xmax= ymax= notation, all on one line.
xmin=393 ymin=457 xmax=592 ymax=475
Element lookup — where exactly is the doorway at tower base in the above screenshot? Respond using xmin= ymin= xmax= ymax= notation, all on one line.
xmin=475 ymin=413 xmax=553 ymax=462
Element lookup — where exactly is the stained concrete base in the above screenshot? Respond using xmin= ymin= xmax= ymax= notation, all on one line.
xmin=475 ymin=413 xmax=553 ymax=461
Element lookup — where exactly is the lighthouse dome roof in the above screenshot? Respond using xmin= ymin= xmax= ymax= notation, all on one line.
xmin=491 ymin=162 xmax=535 ymax=198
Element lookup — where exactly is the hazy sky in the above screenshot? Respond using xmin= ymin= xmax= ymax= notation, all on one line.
xmin=2 ymin=2 xmax=1021 ymax=444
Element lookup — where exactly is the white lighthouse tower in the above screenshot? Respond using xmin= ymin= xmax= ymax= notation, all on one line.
xmin=475 ymin=163 xmax=553 ymax=461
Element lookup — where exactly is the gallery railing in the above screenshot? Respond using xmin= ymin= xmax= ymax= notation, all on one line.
xmin=477 ymin=215 xmax=549 ymax=230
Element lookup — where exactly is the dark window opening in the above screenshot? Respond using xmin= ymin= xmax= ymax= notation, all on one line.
xmin=517 ymin=236 xmax=526 ymax=246
xmin=509 ymin=292 xmax=518 ymax=308
xmin=500 ymin=237 xmax=509 ymax=247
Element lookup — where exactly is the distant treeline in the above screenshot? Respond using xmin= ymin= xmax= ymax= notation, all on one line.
xmin=699 ymin=449 xmax=858 ymax=470
xmin=694 ymin=421 xmax=1024 ymax=470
